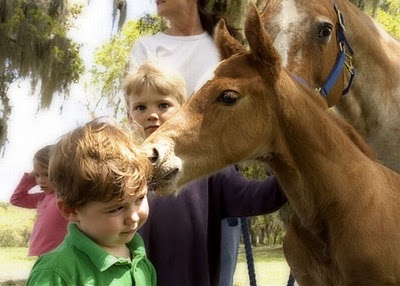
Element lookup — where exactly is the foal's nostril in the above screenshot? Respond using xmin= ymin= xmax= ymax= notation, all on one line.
xmin=150 ymin=148 xmax=159 ymax=164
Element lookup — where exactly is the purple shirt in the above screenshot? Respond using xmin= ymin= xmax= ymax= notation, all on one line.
xmin=139 ymin=166 xmax=287 ymax=286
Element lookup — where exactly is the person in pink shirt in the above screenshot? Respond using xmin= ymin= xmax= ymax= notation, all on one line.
xmin=10 ymin=145 xmax=68 ymax=256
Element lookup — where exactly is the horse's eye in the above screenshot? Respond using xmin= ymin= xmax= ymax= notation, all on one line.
xmin=317 ymin=24 xmax=333 ymax=39
xmin=217 ymin=91 xmax=239 ymax=106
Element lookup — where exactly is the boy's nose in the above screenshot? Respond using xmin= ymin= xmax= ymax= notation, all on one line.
xmin=147 ymin=112 xmax=159 ymax=121
xmin=126 ymin=210 xmax=139 ymax=225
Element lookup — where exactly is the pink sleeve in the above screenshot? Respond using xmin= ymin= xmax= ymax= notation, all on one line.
xmin=9 ymin=173 xmax=43 ymax=208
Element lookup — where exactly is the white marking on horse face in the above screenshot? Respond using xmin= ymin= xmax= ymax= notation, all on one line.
xmin=271 ymin=0 xmax=303 ymax=67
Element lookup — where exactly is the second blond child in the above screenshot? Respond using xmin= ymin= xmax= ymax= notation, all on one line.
xmin=123 ymin=62 xmax=287 ymax=286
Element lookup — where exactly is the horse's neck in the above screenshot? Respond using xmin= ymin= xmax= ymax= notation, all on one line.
xmin=268 ymin=83 xmax=371 ymax=224
xmin=336 ymin=2 xmax=400 ymax=172
xmin=344 ymin=4 xmax=400 ymax=111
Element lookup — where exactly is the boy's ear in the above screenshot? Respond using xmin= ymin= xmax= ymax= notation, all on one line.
xmin=57 ymin=199 xmax=79 ymax=222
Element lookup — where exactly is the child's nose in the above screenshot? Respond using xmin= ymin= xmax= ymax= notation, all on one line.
xmin=37 ymin=176 xmax=45 ymax=184
xmin=126 ymin=210 xmax=139 ymax=225
xmin=147 ymin=111 xmax=159 ymax=121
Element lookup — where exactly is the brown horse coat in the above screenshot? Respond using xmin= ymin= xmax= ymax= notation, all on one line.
xmin=143 ymin=3 xmax=400 ymax=286
xmin=260 ymin=0 xmax=400 ymax=173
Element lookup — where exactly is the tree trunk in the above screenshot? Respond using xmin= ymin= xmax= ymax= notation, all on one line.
xmin=207 ymin=0 xmax=272 ymax=40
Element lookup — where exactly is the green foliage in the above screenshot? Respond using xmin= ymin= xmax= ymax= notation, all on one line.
xmin=89 ymin=14 xmax=163 ymax=116
xmin=0 ymin=203 xmax=35 ymax=247
xmin=0 ymin=0 xmax=84 ymax=104
xmin=248 ymin=212 xmax=285 ymax=246
xmin=0 ymin=0 xmax=84 ymax=151
xmin=238 ymin=161 xmax=268 ymax=180
xmin=377 ymin=0 xmax=400 ymax=38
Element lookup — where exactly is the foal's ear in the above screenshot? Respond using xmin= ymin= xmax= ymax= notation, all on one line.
xmin=215 ymin=19 xmax=246 ymax=60
xmin=245 ymin=2 xmax=281 ymax=77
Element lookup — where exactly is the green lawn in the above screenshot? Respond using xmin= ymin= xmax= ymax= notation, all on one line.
xmin=0 ymin=247 xmax=36 ymax=285
xmin=234 ymin=246 xmax=292 ymax=286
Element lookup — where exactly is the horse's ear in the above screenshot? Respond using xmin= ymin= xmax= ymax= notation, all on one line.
xmin=214 ymin=19 xmax=246 ymax=60
xmin=244 ymin=2 xmax=281 ymax=77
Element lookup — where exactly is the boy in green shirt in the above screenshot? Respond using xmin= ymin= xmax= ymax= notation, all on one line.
xmin=27 ymin=118 xmax=156 ymax=286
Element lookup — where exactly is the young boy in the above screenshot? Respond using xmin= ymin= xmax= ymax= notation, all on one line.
xmin=123 ymin=61 xmax=287 ymax=286
xmin=124 ymin=61 xmax=185 ymax=138
xmin=26 ymin=118 xmax=157 ymax=286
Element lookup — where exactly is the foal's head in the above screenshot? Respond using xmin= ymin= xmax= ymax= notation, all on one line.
xmin=142 ymin=3 xmax=311 ymax=195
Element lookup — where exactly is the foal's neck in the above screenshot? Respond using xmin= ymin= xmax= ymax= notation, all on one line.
xmin=268 ymin=83 xmax=371 ymax=225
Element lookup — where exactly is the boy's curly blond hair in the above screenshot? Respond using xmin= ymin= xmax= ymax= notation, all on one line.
xmin=49 ymin=117 xmax=152 ymax=209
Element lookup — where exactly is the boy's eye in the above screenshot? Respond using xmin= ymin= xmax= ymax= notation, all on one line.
xmin=108 ymin=206 xmax=124 ymax=213
xmin=135 ymin=105 xmax=146 ymax=111
xmin=135 ymin=195 xmax=146 ymax=205
xmin=159 ymin=103 xmax=169 ymax=109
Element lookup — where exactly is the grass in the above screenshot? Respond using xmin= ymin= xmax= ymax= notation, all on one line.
xmin=0 ymin=246 xmax=292 ymax=286
xmin=0 ymin=247 xmax=36 ymax=285
xmin=234 ymin=246 xmax=292 ymax=286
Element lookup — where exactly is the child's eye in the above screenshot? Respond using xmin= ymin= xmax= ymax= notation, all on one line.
xmin=159 ymin=103 xmax=169 ymax=109
xmin=135 ymin=105 xmax=146 ymax=111
xmin=135 ymin=195 xmax=146 ymax=205
xmin=108 ymin=206 xmax=124 ymax=213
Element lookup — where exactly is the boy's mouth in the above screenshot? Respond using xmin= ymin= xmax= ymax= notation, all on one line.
xmin=145 ymin=125 xmax=159 ymax=132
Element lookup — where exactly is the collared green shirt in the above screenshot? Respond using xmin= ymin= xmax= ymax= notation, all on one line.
xmin=27 ymin=224 xmax=157 ymax=286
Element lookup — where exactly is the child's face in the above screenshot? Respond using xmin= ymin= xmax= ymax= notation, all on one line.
xmin=70 ymin=185 xmax=149 ymax=255
xmin=33 ymin=160 xmax=54 ymax=193
xmin=127 ymin=87 xmax=181 ymax=138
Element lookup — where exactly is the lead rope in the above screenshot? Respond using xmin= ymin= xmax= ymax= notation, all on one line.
xmin=240 ymin=217 xmax=257 ymax=286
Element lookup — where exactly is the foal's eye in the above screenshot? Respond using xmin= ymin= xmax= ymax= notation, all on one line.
xmin=217 ymin=91 xmax=239 ymax=106
xmin=317 ymin=24 xmax=333 ymax=39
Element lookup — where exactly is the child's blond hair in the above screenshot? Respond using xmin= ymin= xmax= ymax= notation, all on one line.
xmin=123 ymin=61 xmax=186 ymax=107
xmin=49 ymin=117 xmax=152 ymax=209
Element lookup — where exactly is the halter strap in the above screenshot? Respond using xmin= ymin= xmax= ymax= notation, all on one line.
xmin=317 ymin=3 xmax=355 ymax=97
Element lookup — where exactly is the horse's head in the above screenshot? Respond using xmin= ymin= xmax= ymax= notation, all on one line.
xmin=261 ymin=0 xmax=355 ymax=106
xmin=142 ymin=3 xmax=294 ymax=195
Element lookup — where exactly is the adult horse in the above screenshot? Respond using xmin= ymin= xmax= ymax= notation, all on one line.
xmin=260 ymin=0 xmax=400 ymax=173
xmin=142 ymin=3 xmax=400 ymax=286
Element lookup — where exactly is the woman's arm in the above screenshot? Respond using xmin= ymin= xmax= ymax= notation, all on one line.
xmin=211 ymin=166 xmax=287 ymax=218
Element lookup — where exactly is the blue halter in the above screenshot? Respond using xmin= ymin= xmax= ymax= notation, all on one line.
xmin=317 ymin=3 xmax=355 ymax=97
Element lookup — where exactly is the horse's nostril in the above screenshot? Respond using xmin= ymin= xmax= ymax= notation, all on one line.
xmin=150 ymin=148 xmax=159 ymax=164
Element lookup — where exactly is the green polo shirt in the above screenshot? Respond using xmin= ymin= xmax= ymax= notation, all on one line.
xmin=27 ymin=224 xmax=157 ymax=286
